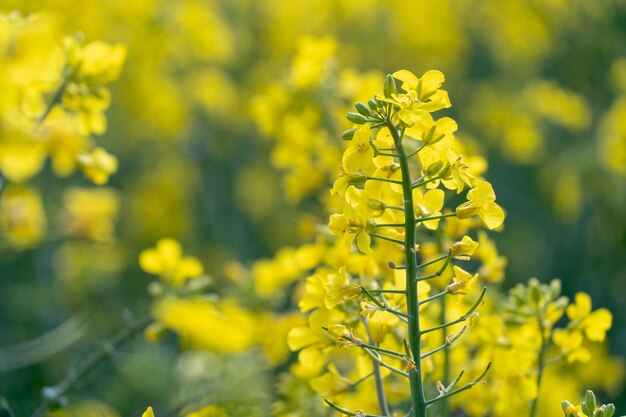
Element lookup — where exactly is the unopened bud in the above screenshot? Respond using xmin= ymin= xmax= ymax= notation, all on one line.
xmin=603 ymin=404 xmax=616 ymax=417
xmin=426 ymin=161 xmax=443 ymax=176
xmin=355 ymin=102 xmax=371 ymax=116
xmin=347 ymin=112 xmax=367 ymax=124
xmin=347 ymin=173 xmax=368 ymax=186
xmin=585 ymin=390 xmax=597 ymax=415
xmin=562 ymin=401 xmax=576 ymax=415
xmin=368 ymin=99 xmax=378 ymax=110
xmin=384 ymin=74 xmax=396 ymax=98
xmin=549 ymin=279 xmax=562 ymax=299
xmin=342 ymin=127 xmax=358 ymax=140
xmin=456 ymin=202 xmax=480 ymax=219
xmin=438 ymin=164 xmax=451 ymax=179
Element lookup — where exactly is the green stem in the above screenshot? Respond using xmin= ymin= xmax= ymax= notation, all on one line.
xmin=420 ymin=287 xmax=486 ymax=335
xmin=31 ymin=316 xmax=151 ymax=417
xmin=417 ymin=289 xmax=449 ymax=306
xmin=529 ymin=319 xmax=548 ymax=417
xmin=371 ymin=233 xmax=405 ymax=246
xmin=386 ymin=117 xmax=427 ymax=417
xmin=416 ymin=254 xmax=448 ymax=270
xmin=440 ymin=296 xmax=451 ymax=417
xmin=412 ymin=177 xmax=440 ymax=189
xmin=415 ymin=213 xmax=456 ymax=224
xmin=362 ymin=348 xmax=410 ymax=379
xmin=324 ymin=400 xmax=385 ymax=417
xmin=361 ymin=343 xmax=405 ymax=359
xmin=368 ymin=289 xmax=406 ymax=295
xmin=38 ymin=66 xmax=74 ymax=125
xmin=367 ymin=177 xmax=403 ymax=185
xmin=425 ymin=362 xmax=492 ymax=406
xmin=363 ymin=319 xmax=391 ymax=416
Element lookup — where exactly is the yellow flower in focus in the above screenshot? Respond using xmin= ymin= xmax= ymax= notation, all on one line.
xmin=393 ymin=69 xmax=446 ymax=101
xmin=342 ymin=125 xmax=374 ymax=173
xmin=456 ymin=181 xmax=505 ymax=229
xmin=78 ymin=147 xmax=118 ymax=185
xmin=451 ymin=235 xmax=479 ymax=260
xmin=367 ymin=310 xmax=400 ymax=343
xmin=299 ymin=271 xmax=327 ymax=312
xmin=328 ymin=205 xmax=375 ymax=254
xmin=413 ymin=188 xmax=444 ymax=230
xmin=446 ymin=265 xmax=478 ymax=300
xmin=139 ymin=238 xmax=204 ymax=285
xmin=324 ymin=267 xmax=361 ymax=309
xmin=566 ymin=293 xmax=613 ymax=342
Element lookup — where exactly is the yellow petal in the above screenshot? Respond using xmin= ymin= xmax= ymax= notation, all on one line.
xmin=480 ymin=201 xmax=505 ymax=230
xmin=418 ymin=70 xmax=445 ymax=100
xmin=392 ymin=69 xmax=418 ymax=92
xmin=356 ymin=231 xmax=372 ymax=254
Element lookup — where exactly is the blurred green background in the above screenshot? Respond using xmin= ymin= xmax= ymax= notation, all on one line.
xmin=1 ymin=0 xmax=625 ymax=415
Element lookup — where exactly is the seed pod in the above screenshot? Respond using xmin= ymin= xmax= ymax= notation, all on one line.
xmin=384 ymin=74 xmax=396 ymax=98
xmin=355 ymin=102 xmax=371 ymax=116
xmin=347 ymin=112 xmax=367 ymax=124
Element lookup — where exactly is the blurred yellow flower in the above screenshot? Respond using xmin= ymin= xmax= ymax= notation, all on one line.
xmin=78 ymin=147 xmax=118 ymax=185
xmin=139 ymin=238 xmax=204 ymax=285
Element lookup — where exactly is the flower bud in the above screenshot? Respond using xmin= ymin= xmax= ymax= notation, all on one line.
xmin=384 ymin=74 xmax=396 ymax=98
xmin=347 ymin=112 xmax=367 ymax=124
xmin=584 ymin=390 xmax=597 ymax=415
xmin=456 ymin=202 xmax=480 ymax=219
xmin=347 ymin=173 xmax=368 ymax=186
xmin=562 ymin=401 xmax=576 ymax=416
xmin=342 ymin=127 xmax=358 ymax=140
xmin=603 ymin=404 xmax=615 ymax=417
xmin=368 ymin=99 xmax=378 ymax=110
xmin=355 ymin=102 xmax=371 ymax=116
xmin=550 ymin=279 xmax=562 ymax=299
xmin=426 ymin=161 xmax=443 ymax=176
xmin=437 ymin=164 xmax=451 ymax=179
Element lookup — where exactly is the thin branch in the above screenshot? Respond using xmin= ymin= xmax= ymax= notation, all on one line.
xmin=31 ymin=316 xmax=151 ymax=417
xmin=370 ymin=233 xmax=405 ymax=245
xmin=420 ymin=287 xmax=486 ymax=335
xmin=425 ymin=362 xmax=492 ymax=406
xmin=324 ymin=400 xmax=386 ymax=417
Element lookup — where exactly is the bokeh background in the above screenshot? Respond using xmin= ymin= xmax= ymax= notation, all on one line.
xmin=1 ymin=0 xmax=625 ymax=416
